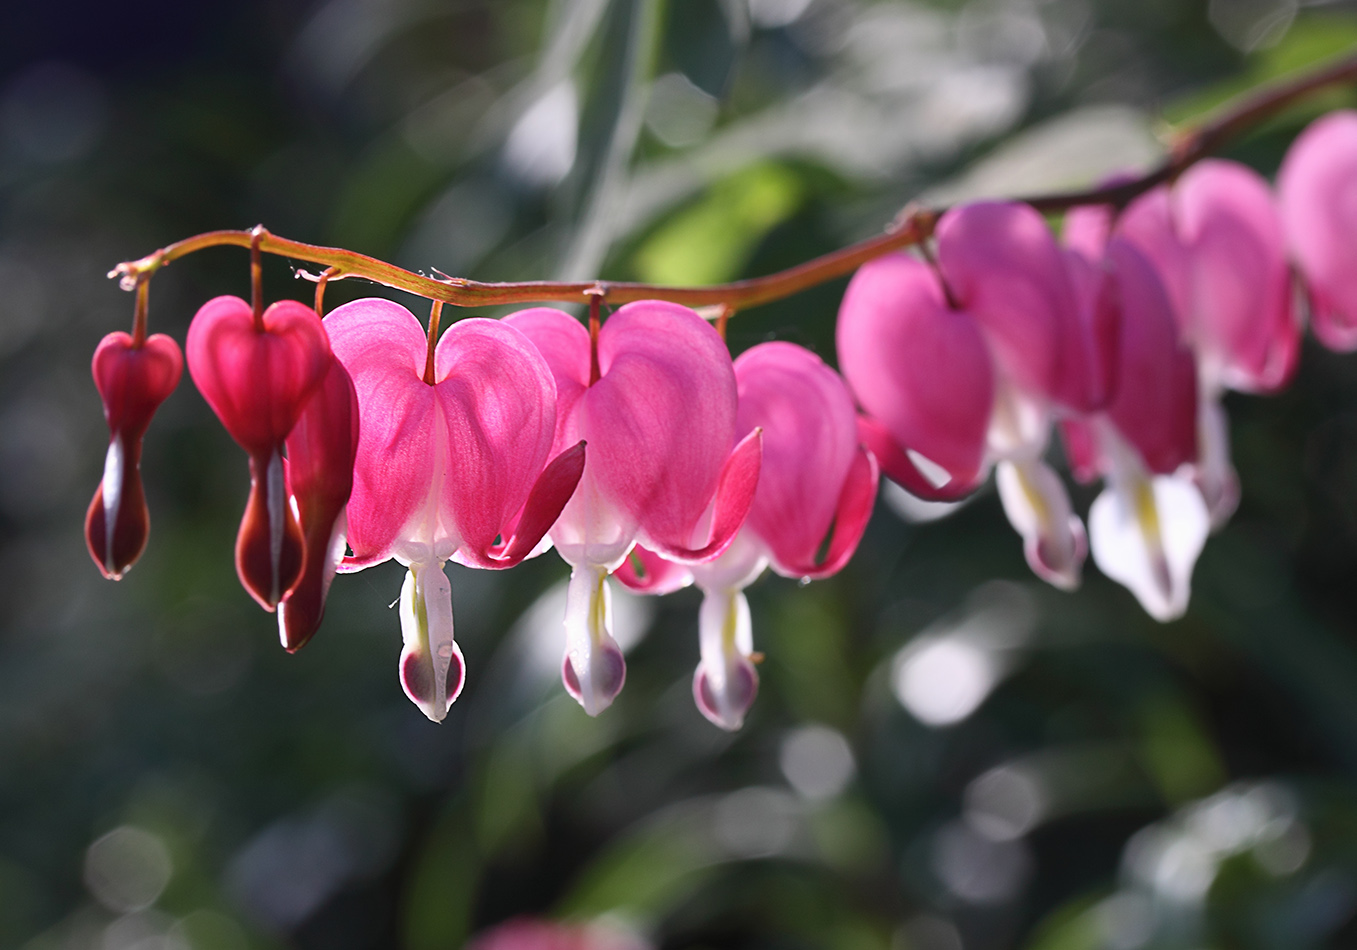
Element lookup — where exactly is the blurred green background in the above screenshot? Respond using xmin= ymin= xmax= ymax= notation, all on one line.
xmin=5 ymin=0 xmax=1357 ymax=947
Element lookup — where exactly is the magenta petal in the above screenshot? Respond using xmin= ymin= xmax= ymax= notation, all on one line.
xmin=1104 ymin=239 xmax=1198 ymax=475
xmin=326 ymin=298 xmax=438 ymax=564
xmin=614 ymin=544 xmax=694 ymax=595
xmin=490 ymin=440 xmax=587 ymax=566
xmin=589 ymin=301 xmax=739 ymax=543
xmin=937 ymin=201 xmax=1078 ymax=402
xmin=650 ymin=428 xmax=762 ymax=563
xmin=838 ymin=253 xmax=994 ymax=496
xmin=86 ymin=331 xmax=183 ymax=580
xmin=186 ymin=296 xmax=332 ymax=457
xmin=1058 ymin=417 xmax=1101 ymax=485
xmin=1173 ymin=159 xmax=1297 ymax=393
xmin=434 ymin=318 xmax=559 ymax=564
xmin=1279 ymin=109 xmax=1357 ymax=352
xmin=501 ymin=307 xmax=591 ymax=450
xmin=278 ymin=356 xmax=360 ymax=651
xmin=733 ymin=342 xmax=860 ymax=576
xmin=782 ymin=445 xmax=879 ymax=580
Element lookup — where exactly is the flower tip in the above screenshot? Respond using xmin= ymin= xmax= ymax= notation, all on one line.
xmin=401 ymin=641 xmax=466 ymax=723
xmin=562 ymin=640 xmax=626 ymax=717
xmin=693 ymin=658 xmax=759 ymax=731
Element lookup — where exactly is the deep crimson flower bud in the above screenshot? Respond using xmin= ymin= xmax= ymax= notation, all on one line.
xmin=277 ymin=355 xmax=359 ymax=652
xmin=85 ymin=331 xmax=183 ymax=579
xmin=186 ymin=296 xmax=332 ymax=610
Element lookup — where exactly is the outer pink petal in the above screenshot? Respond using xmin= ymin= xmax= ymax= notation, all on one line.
xmin=1059 ymin=246 xmax=1120 ymax=414
xmin=732 ymin=342 xmax=865 ymax=576
xmin=1104 ymin=239 xmax=1198 ymax=475
xmin=278 ymin=356 xmax=359 ymax=651
xmin=585 ymin=300 xmax=740 ymax=551
xmin=775 ymin=445 xmax=878 ymax=579
xmin=186 ymin=296 xmax=332 ymax=457
xmin=648 ymin=428 xmax=762 ymax=562
xmin=613 ymin=544 xmax=694 ymax=595
xmin=325 ymin=298 xmax=440 ymax=565
xmin=936 ymin=202 xmax=1076 ymax=403
xmin=501 ymin=307 xmax=591 ymax=451
xmin=837 ymin=253 xmax=994 ymax=497
xmin=1058 ymin=417 xmax=1101 ymax=485
xmin=434 ymin=318 xmax=558 ymax=566
xmin=1118 ymin=187 xmax=1193 ymax=337
xmin=491 ymin=440 xmax=587 ymax=565
xmin=1279 ymin=109 xmax=1357 ymax=352
xmin=1173 ymin=159 xmax=1297 ymax=393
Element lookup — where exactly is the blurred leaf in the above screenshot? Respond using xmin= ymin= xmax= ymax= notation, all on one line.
xmin=1135 ymin=694 xmax=1227 ymax=804
xmin=556 ymin=814 xmax=718 ymax=921
xmin=1162 ymin=14 xmax=1357 ymax=129
xmin=631 ymin=163 xmax=802 ymax=285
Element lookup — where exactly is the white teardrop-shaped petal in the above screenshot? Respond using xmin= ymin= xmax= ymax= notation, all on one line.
xmin=561 ymin=563 xmax=626 ymax=716
xmin=693 ymin=585 xmax=759 ymax=731
xmin=100 ymin=433 xmax=125 ymax=571
xmin=996 ymin=458 xmax=1086 ymax=591
xmin=1194 ymin=397 xmax=1240 ymax=530
xmin=1089 ymin=473 xmax=1209 ymax=622
xmin=398 ymin=560 xmax=464 ymax=722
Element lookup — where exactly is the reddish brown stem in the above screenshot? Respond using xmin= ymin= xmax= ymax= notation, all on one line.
xmin=109 ymin=52 xmax=1357 ymax=317
xmin=131 ymin=278 xmax=149 ymax=347
xmin=424 ymin=301 xmax=442 ymax=386
xmin=249 ymin=225 xmax=265 ymax=331
xmin=587 ymin=291 xmax=603 ymax=386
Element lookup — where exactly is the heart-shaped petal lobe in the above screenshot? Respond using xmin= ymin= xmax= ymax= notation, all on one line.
xmin=186 ymin=296 xmax=331 ymax=457
xmin=1278 ymin=109 xmax=1357 ymax=351
xmin=838 ymin=253 xmax=994 ymax=499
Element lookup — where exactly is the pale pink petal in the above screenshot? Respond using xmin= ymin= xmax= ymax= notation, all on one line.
xmin=838 ymin=253 xmax=994 ymax=497
xmin=1278 ymin=109 xmax=1357 ymax=351
xmin=995 ymin=458 xmax=1086 ymax=590
xmin=1118 ymin=186 xmax=1193 ymax=336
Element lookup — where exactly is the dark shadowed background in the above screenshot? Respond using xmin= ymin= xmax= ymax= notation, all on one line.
xmin=4 ymin=1 xmax=1357 ymax=948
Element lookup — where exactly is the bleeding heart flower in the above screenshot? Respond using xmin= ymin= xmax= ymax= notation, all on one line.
xmin=1062 ymin=213 xmax=1206 ymax=621
xmin=327 ymin=298 xmax=583 ymax=722
xmin=186 ymin=296 xmax=332 ymax=610
xmin=506 ymin=301 xmax=761 ymax=717
xmin=837 ymin=252 xmax=994 ymax=501
xmin=618 ymin=342 xmax=877 ymax=729
xmin=85 ymin=331 xmax=183 ymax=580
xmin=1278 ymin=109 xmax=1357 ymax=351
xmin=276 ymin=355 xmax=359 ymax=652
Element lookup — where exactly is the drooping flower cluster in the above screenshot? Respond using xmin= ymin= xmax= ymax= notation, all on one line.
xmin=86 ymin=108 xmax=1357 ymax=727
